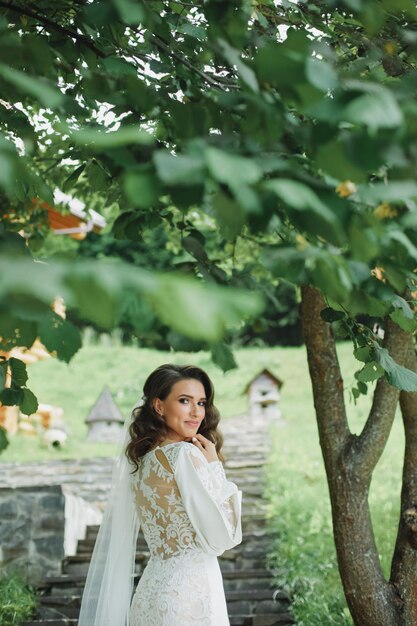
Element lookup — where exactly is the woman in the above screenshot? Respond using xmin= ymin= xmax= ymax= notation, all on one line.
xmin=78 ymin=364 xmax=242 ymax=626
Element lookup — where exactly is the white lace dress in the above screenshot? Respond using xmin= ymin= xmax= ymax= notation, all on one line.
xmin=129 ymin=441 xmax=242 ymax=626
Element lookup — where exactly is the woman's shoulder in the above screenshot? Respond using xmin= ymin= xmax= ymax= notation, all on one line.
xmin=161 ymin=440 xmax=206 ymax=467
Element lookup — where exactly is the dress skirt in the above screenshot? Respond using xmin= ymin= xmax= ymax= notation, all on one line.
xmin=129 ymin=549 xmax=229 ymax=626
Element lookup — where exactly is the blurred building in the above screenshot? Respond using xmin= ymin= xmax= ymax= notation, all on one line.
xmin=85 ymin=385 xmax=124 ymax=443
xmin=244 ymin=368 xmax=283 ymax=422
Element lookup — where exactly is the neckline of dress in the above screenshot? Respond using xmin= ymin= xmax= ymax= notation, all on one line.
xmin=149 ymin=441 xmax=187 ymax=453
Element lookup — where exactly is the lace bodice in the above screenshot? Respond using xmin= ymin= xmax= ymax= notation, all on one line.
xmin=131 ymin=441 xmax=242 ymax=559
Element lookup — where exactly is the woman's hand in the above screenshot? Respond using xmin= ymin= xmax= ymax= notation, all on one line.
xmin=191 ymin=433 xmax=219 ymax=463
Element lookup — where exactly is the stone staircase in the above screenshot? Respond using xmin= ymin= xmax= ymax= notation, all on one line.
xmin=19 ymin=414 xmax=294 ymax=625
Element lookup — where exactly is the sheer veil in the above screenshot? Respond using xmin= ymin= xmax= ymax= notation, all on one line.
xmin=78 ymin=397 xmax=141 ymax=626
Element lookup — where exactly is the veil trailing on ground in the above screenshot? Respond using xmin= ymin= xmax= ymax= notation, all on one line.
xmin=78 ymin=397 xmax=141 ymax=626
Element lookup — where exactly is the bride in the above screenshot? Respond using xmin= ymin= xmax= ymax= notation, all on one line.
xmin=78 ymin=363 xmax=242 ymax=626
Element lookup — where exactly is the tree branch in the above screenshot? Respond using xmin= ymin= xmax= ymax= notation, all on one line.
xmin=300 ymin=285 xmax=350 ymax=466
xmin=0 ymin=1 xmax=106 ymax=58
xmin=151 ymin=34 xmax=239 ymax=91
xmin=349 ymin=318 xmax=409 ymax=478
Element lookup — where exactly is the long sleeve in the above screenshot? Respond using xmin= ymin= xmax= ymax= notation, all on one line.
xmin=174 ymin=443 xmax=242 ymax=556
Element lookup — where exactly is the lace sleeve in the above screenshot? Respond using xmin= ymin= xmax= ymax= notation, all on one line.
xmin=174 ymin=444 xmax=242 ymax=556
xmin=205 ymin=460 xmax=240 ymax=535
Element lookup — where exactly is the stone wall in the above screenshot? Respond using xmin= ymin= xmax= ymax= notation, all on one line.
xmin=0 ymin=485 xmax=65 ymax=584
xmin=0 ymin=484 xmax=102 ymax=584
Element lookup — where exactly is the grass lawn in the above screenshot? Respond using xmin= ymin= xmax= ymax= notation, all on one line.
xmin=0 ymin=340 xmax=405 ymax=624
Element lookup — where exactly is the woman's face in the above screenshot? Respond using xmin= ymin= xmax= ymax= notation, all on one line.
xmin=154 ymin=378 xmax=207 ymax=442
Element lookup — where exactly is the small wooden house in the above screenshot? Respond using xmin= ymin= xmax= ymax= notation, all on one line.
xmin=244 ymin=368 xmax=283 ymax=421
xmin=85 ymin=385 xmax=124 ymax=443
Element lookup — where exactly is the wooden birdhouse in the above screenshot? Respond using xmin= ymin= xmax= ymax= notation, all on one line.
xmin=243 ymin=368 xmax=283 ymax=422
xmin=85 ymin=385 xmax=124 ymax=443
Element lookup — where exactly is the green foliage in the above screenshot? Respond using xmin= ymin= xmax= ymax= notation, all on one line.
xmin=2 ymin=1 xmax=417 ymax=410
xmin=0 ymin=357 xmax=38 ymax=451
xmin=0 ymin=426 xmax=9 ymax=453
xmin=0 ymin=573 xmax=38 ymax=626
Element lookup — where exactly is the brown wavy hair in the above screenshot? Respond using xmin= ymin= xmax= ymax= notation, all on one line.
xmin=126 ymin=364 xmax=224 ymax=472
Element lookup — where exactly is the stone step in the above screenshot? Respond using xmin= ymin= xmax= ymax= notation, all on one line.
xmin=76 ymin=528 xmax=272 ymax=555
xmin=36 ymin=588 xmax=290 ymax=619
xmin=83 ymin=510 xmax=269 ymax=544
xmin=21 ymin=613 xmax=294 ymax=626
xmin=42 ymin=567 xmax=277 ymax=596
xmin=16 ymin=414 xmax=289 ymax=626
xmin=63 ymin=545 xmax=268 ymax=576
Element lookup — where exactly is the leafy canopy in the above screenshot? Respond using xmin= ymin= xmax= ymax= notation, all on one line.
xmin=2 ymin=0 xmax=417 ymax=429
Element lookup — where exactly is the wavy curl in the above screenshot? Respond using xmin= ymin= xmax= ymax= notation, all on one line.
xmin=126 ymin=364 xmax=224 ymax=472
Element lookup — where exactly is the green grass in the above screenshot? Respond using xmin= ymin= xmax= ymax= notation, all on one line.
xmin=0 ymin=341 xmax=405 ymax=625
xmin=0 ymin=572 xmax=38 ymax=626
xmin=1 ymin=342 xmax=287 ymax=462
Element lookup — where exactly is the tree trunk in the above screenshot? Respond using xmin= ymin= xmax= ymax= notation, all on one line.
xmin=300 ymin=285 xmax=411 ymax=626
xmin=390 ymin=337 xmax=417 ymax=626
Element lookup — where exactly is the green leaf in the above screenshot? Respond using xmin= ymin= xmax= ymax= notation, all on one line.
xmin=265 ymin=179 xmax=335 ymax=220
xmin=343 ymin=83 xmax=403 ymax=130
xmin=0 ymin=426 xmax=9 ymax=452
xmin=0 ymin=426 xmax=9 ymax=454
xmin=65 ymin=266 xmax=120 ymax=329
xmin=309 ymin=254 xmax=352 ymax=302
xmin=306 ymin=56 xmax=338 ymax=92
xmin=62 ymin=164 xmax=86 ymax=192
xmin=148 ymin=275 xmax=264 ymax=342
xmin=178 ymin=23 xmax=207 ymax=41
xmin=348 ymin=291 xmax=391 ymax=317
xmin=316 ymin=140 xmax=365 ymax=182
xmin=124 ymin=169 xmax=160 ymax=208
xmin=390 ymin=309 xmax=417 ymax=332
xmin=389 ymin=231 xmax=417 ymax=260
xmin=0 ymin=314 xmax=37 ymax=351
xmin=9 ymin=357 xmax=28 ymax=386
xmin=348 ymin=222 xmax=380 ymax=262
xmin=212 ymin=190 xmax=246 ymax=240
xmin=262 ymin=247 xmax=308 ymax=284
xmin=355 ymin=361 xmax=385 ymax=382
xmin=391 ymin=295 xmax=415 ymax=319
xmin=357 ymin=381 xmax=368 ymax=394
xmin=38 ymin=311 xmax=82 ymax=363
xmin=0 ymin=361 xmax=6 ymax=392
xmin=0 ymin=63 xmax=64 ymax=108
xmin=153 ymin=151 xmax=205 ymax=186
xmin=384 ymin=265 xmax=407 ymax=292
xmin=320 ymin=307 xmax=345 ymax=322
xmin=182 ymin=234 xmax=208 ymax=262
xmin=255 ymin=31 xmax=309 ymax=88
xmin=70 ymin=126 xmax=154 ymax=148
xmin=0 ymin=387 xmax=23 ymax=406
xmin=87 ymin=161 xmax=108 ymax=192
xmin=382 ymin=0 xmax=417 ymax=18
xmin=266 ymin=179 xmax=344 ymax=243
xmin=373 ymin=343 xmax=417 ymax=391
xmin=206 ymin=147 xmax=262 ymax=187
xmin=218 ymin=39 xmax=259 ymax=92
xmin=20 ymin=388 xmax=39 ymax=416
xmin=356 ymin=181 xmax=417 ymax=204
xmin=210 ymin=342 xmax=237 ymax=372
xmin=111 ymin=0 xmax=145 ymax=24
xmin=354 ymin=346 xmax=372 ymax=363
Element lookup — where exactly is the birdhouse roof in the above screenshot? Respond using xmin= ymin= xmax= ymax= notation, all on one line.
xmin=85 ymin=385 xmax=124 ymax=424
xmin=243 ymin=368 xmax=283 ymax=394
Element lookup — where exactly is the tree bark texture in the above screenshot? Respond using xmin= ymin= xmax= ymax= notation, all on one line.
xmin=390 ymin=336 xmax=417 ymax=626
xmin=300 ymin=285 xmax=411 ymax=626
